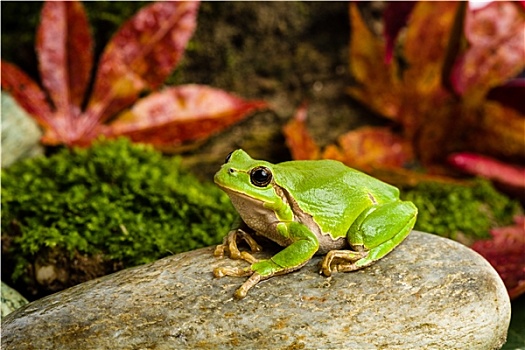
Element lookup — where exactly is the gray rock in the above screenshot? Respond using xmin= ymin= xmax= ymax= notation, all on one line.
xmin=1 ymin=282 xmax=29 ymax=318
xmin=1 ymin=92 xmax=43 ymax=168
xmin=1 ymin=231 xmax=510 ymax=349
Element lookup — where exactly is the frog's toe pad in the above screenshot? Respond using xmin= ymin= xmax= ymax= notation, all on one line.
xmin=213 ymin=266 xmax=253 ymax=278
xmin=240 ymin=251 xmax=258 ymax=264
xmin=214 ymin=244 xmax=227 ymax=258
xmin=320 ymin=250 xmax=368 ymax=276
xmin=331 ymin=261 xmax=372 ymax=273
xmin=234 ymin=273 xmax=262 ymax=299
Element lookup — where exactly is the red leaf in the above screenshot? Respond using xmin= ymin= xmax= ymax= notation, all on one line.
xmin=86 ymin=1 xmax=200 ymax=125
xmin=451 ymin=2 xmax=525 ymax=100
xmin=281 ymin=106 xmax=464 ymax=187
xmin=282 ymin=104 xmax=320 ymax=160
xmin=36 ymin=1 xmax=93 ymax=116
xmin=383 ymin=2 xmax=416 ymax=64
xmin=346 ymin=3 xmax=401 ymax=120
xmin=471 ymin=216 xmax=525 ymax=300
xmin=4 ymin=1 xmax=267 ymax=149
xmin=1 ymin=60 xmax=54 ymax=131
xmin=448 ymin=152 xmax=525 ymax=189
xmin=403 ymin=2 xmax=461 ymax=94
xmin=471 ymin=102 xmax=525 ymax=161
xmin=322 ymin=126 xmax=415 ymax=172
xmin=100 ymin=85 xmax=267 ymax=147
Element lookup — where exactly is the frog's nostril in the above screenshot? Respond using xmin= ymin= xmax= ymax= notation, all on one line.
xmin=228 ymin=168 xmax=235 ymax=174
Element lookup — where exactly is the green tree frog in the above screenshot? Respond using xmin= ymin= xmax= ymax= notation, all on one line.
xmin=213 ymin=150 xmax=418 ymax=299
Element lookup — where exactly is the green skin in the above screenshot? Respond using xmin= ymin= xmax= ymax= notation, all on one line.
xmin=213 ymin=150 xmax=418 ymax=299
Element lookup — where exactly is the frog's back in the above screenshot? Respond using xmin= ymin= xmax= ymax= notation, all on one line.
xmin=274 ymin=159 xmax=399 ymax=237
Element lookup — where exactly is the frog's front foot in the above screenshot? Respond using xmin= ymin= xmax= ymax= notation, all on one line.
xmin=320 ymin=249 xmax=369 ymax=277
xmin=234 ymin=273 xmax=262 ymax=299
xmin=214 ymin=258 xmax=286 ymax=299
xmin=213 ymin=265 xmax=254 ymax=278
xmin=212 ymin=266 xmax=261 ymax=299
xmin=214 ymin=228 xmax=262 ymax=263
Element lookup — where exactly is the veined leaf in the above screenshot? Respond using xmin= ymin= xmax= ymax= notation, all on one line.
xmin=3 ymin=1 xmax=265 ymax=149
xmin=36 ymin=1 xmax=93 ymax=116
xmin=86 ymin=1 xmax=200 ymax=125
xmin=347 ymin=2 xmax=525 ymax=167
xmin=100 ymin=85 xmax=267 ymax=148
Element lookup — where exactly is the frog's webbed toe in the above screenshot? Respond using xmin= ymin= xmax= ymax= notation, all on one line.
xmin=213 ymin=265 xmax=254 ymax=278
xmin=234 ymin=273 xmax=262 ymax=299
xmin=213 ymin=229 xmax=261 ymax=284
xmin=214 ymin=228 xmax=263 ymax=262
xmin=320 ymin=250 xmax=369 ymax=277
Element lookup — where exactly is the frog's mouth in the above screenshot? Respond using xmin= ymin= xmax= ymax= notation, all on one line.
xmin=214 ymin=181 xmax=240 ymax=195
xmin=217 ymin=185 xmax=263 ymax=204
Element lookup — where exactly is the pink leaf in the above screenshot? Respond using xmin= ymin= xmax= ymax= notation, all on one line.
xmin=383 ymin=1 xmax=416 ymax=63
xmin=86 ymin=1 xmax=200 ymax=126
xmin=64 ymin=2 xmax=93 ymax=108
xmin=448 ymin=152 xmax=525 ymax=189
xmin=101 ymin=84 xmax=267 ymax=147
xmin=36 ymin=1 xmax=93 ymax=116
xmin=471 ymin=215 xmax=525 ymax=299
xmin=451 ymin=1 xmax=525 ymax=99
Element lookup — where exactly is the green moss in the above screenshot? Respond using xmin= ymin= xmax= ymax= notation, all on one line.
xmin=2 ymin=138 xmax=235 ymax=282
xmin=401 ymin=179 xmax=522 ymax=240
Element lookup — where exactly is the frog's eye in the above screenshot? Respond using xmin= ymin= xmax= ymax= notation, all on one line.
xmin=224 ymin=151 xmax=234 ymax=164
xmin=250 ymin=166 xmax=272 ymax=187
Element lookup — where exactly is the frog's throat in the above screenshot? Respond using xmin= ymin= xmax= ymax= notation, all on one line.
xmin=219 ymin=186 xmax=295 ymax=247
xmin=218 ymin=183 xmax=347 ymax=253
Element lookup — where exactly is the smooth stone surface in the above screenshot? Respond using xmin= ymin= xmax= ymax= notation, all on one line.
xmin=2 ymin=231 xmax=510 ymax=349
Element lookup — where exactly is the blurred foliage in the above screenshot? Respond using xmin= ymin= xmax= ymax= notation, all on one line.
xmin=284 ymin=2 xmax=524 ymax=189
xmin=344 ymin=2 xmax=525 ymax=166
xmin=401 ymin=180 xmax=521 ymax=242
xmin=1 ymin=138 xmax=235 ymax=289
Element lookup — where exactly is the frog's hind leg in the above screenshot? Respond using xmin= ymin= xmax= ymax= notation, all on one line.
xmin=321 ymin=200 xmax=417 ymax=277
